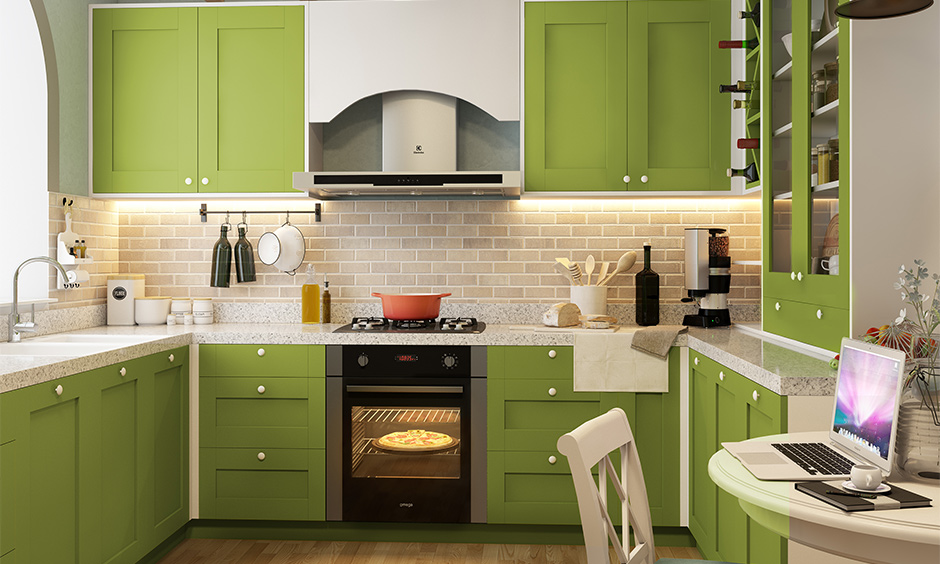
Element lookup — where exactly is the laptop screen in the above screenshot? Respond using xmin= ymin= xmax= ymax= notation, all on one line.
xmin=831 ymin=339 xmax=905 ymax=467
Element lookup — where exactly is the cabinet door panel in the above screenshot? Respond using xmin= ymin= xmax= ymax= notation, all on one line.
xmin=198 ymin=6 xmax=304 ymax=192
xmin=0 ymin=442 xmax=14 ymax=558
xmin=148 ymin=350 xmax=189 ymax=542
xmin=92 ymin=8 xmax=197 ymax=193
xmin=524 ymin=1 xmax=627 ymax=192
xmin=763 ymin=296 xmax=848 ymax=352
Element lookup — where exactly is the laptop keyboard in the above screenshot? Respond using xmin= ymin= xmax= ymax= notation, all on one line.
xmin=771 ymin=442 xmax=855 ymax=476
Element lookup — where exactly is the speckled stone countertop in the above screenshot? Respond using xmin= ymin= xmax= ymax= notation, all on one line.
xmin=0 ymin=323 xmax=834 ymax=397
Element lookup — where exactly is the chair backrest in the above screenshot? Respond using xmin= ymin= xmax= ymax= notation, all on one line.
xmin=557 ymin=407 xmax=656 ymax=564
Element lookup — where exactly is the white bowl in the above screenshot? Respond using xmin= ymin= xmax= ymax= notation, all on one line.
xmin=135 ymin=297 xmax=171 ymax=325
xmin=782 ymin=33 xmax=793 ymax=57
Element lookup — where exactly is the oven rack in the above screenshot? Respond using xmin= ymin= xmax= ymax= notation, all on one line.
xmin=354 ymin=407 xmax=460 ymax=425
xmin=354 ymin=437 xmax=460 ymax=458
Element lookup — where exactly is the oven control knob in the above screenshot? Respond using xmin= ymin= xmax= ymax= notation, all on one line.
xmin=357 ymin=353 xmax=369 ymax=368
xmin=442 ymin=354 xmax=458 ymax=369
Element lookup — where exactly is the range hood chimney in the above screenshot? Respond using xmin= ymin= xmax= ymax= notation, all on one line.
xmin=293 ymin=91 xmax=520 ymax=199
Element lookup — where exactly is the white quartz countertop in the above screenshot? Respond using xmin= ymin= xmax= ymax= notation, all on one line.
xmin=0 ymin=323 xmax=835 ymax=397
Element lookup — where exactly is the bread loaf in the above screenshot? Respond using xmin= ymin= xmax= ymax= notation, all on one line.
xmin=543 ymin=303 xmax=581 ymax=327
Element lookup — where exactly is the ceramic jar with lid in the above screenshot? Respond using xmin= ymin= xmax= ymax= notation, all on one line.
xmin=192 ymin=298 xmax=213 ymax=324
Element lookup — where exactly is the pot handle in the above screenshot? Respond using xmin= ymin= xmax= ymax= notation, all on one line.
xmin=437 ymin=293 xmax=452 ymax=298
xmin=371 ymin=292 xmax=384 ymax=298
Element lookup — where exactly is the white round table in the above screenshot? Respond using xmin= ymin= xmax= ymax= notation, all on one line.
xmin=708 ymin=432 xmax=940 ymax=564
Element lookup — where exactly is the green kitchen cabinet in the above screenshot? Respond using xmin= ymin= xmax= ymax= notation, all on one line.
xmin=487 ymin=346 xmax=680 ymax=527
xmin=92 ymin=5 xmax=304 ymax=194
xmin=524 ymin=1 xmax=730 ymax=193
xmin=689 ymin=352 xmax=787 ymax=564
xmin=762 ymin=0 xmax=850 ymax=350
xmin=198 ymin=344 xmax=326 ymax=521
xmin=0 ymin=441 xmax=12 ymax=560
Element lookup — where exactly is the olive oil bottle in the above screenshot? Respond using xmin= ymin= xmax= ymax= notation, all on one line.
xmin=302 ymin=265 xmax=320 ymax=323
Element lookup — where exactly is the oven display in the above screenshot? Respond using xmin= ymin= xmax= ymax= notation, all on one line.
xmin=395 ymin=354 xmax=419 ymax=363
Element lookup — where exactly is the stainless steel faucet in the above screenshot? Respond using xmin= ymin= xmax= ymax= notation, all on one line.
xmin=9 ymin=256 xmax=72 ymax=343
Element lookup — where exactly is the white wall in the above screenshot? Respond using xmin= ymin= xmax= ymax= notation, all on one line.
xmin=0 ymin=0 xmax=54 ymax=304
xmin=850 ymin=5 xmax=940 ymax=335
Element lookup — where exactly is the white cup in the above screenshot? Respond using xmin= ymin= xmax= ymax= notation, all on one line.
xmin=570 ymin=286 xmax=608 ymax=316
xmin=850 ymin=464 xmax=882 ymax=491
xmin=821 ymin=255 xmax=839 ymax=275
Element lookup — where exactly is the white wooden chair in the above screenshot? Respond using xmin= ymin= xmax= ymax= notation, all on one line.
xmin=557 ymin=408 xmax=731 ymax=564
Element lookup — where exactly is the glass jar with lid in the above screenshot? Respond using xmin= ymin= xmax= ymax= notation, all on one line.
xmin=828 ymin=138 xmax=839 ymax=182
xmin=811 ymin=146 xmax=819 ymax=186
xmin=824 ymin=60 xmax=839 ymax=104
xmin=817 ymin=144 xmax=831 ymax=185
xmin=811 ymin=70 xmax=828 ymax=112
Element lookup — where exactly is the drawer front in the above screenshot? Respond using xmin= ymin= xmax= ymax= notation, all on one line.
xmin=501 ymin=383 xmax=601 ymax=452
xmin=763 ymin=297 xmax=848 ymax=352
xmin=199 ymin=344 xmax=309 ymax=378
xmin=200 ymin=377 xmax=323 ymax=449
xmin=199 ymin=448 xmax=324 ymax=521
xmin=495 ymin=346 xmax=573 ymax=380
xmin=504 ymin=378 xmax=597 ymax=403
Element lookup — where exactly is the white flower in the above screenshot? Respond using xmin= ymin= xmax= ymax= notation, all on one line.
xmin=900 ymin=265 xmax=906 ymax=274
xmin=901 ymin=291 xmax=908 ymax=300
xmin=897 ymin=309 xmax=908 ymax=324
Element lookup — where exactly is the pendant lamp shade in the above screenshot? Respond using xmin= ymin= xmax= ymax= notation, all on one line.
xmin=835 ymin=0 xmax=933 ymax=19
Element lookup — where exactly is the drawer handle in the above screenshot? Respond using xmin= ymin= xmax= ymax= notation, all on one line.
xmin=752 ymin=390 xmax=760 ymax=402
xmin=719 ymin=371 xmax=725 ymax=381
xmin=202 ymin=177 xmax=209 ymax=186
xmin=257 ymin=348 xmax=265 ymax=357
xmin=548 ymin=455 xmax=557 ymax=465
xmin=168 ymin=353 xmax=175 ymax=362
xmin=184 ymin=177 xmax=193 ymax=186
xmin=623 ymin=175 xmax=630 ymax=183
xmin=640 ymin=175 xmax=649 ymax=183
xmin=55 ymin=384 xmax=63 ymax=396
xmin=548 ymin=349 xmax=557 ymax=359
xmin=775 ymin=302 xmax=781 ymax=311
xmin=816 ymin=309 xmax=823 ymax=320
xmin=257 ymin=452 xmax=266 ymax=461
xmin=694 ymin=357 xmax=699 ymax=366
xmin=119 ymin=367 xmax=127 ymax=377
xmin=548 ymin=387 xmax=557 ymax=397
xmin=257 ymin=385 xmax=266 ymax=394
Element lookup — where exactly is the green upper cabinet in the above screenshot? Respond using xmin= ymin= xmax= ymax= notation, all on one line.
xmin=761 ymin=0 xmax=849 ymax=351
xmin=524 ymin=1 xmax=730 ymax=193
xmin=92 ymin=5 xmax=304 ymax=194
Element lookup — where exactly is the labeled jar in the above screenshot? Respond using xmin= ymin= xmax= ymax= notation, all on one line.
xmin=192 ymin=298 xmax=213 ymax=325
xmin=817 ymin=144 xmax=831 ymax=185
xmin=171 ymin=299 xmax=192 ymax=323
xmin=811 ymin=70 xmax=828 ymax=112
xmin=824 ymin=61 xmax=839 ymax=104
xmin=828 ymin=138 xmax=839 ymax=182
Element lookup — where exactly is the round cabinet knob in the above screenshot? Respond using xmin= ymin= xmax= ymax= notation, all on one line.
xmin=775 ymin=302 xmax=781 ymax=311
xmin=548 ymin=455 xmax=557 ymax=465
xmin=201 ymin=177 xmax=209 ymax=185
xmin=791 ymin=272 xmax=797 ymax=281
xmin=257 ymin=385 xmax=266 ymax=394
xmin=55 ymin=384 xmax=63 ymax=396
xmin=752 ymin=390 xmax=760 ymax=402
xmin=548 ymin=349 xmax=557 ymax=359
xmin=184 ymin=177 xmax=193 ymax=186
xmin=548 ymin=387 xmax=557 ymax=397
xmin=694 ymin=357 xmax=700 ymax=366
xmin=719 ymin=371 xmax=725 ymax=381
xmin=816 ymin=309 xmax=823 ymax=320
xmin=797 ymin=272 xmax=804 ymax=281
xmin=168 ymin=353 xmax=175 ymax=362
xmin=623 ymin=175 xmax=631 ymax=183
xmin=641 ymin=175 xmax=649 ymax=183
xmin=257 ymin=348 xmax=265 ymax=357
xmin=357 ymin=353 xmax=369 ymax=368
xmin=257 ymin=452 xmax=266 ymax=461
xmin=119 ymin=367 xmax=127 ymax=377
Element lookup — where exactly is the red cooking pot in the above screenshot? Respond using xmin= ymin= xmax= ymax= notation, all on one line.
xmin=371 ymin=292 xmax=452 ymax=320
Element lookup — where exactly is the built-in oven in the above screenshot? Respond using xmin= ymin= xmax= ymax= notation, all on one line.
xmin=325 ymin=345 xmax=486 ymax=523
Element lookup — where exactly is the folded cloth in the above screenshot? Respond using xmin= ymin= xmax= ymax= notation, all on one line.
xmin=573 ymin=329 xmax=669 ymax=393
xmin=631 ymin=325 xmax=688 ymax=360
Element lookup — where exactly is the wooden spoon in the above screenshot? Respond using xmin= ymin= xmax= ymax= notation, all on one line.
xmin=584 ymin=255 xmax=595 ymax=286
xmin=598 ymin=251 xmax=638 ymax=286
xmin=595 ymin=261 xmax=610 ymax=287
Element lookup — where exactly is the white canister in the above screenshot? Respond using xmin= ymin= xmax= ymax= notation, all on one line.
xmin=192 ymin=298 xmax=213 ymax=324
xmin=107 ymin=275 xmax=146 ymax=326
xmin=171 ymin=299 xmax=192 ymax=323
xmin=570 ymin=286 xmax=608 ymax=316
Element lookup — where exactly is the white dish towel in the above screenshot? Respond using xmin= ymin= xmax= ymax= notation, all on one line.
xmin=573 ymin=329 xmax=669 ymax=392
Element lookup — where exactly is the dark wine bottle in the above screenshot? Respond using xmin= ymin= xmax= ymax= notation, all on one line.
xmin=636 ymin=244 xmax=660 ymax=327
xmin=719 ymin=84 xmax=750 ymax=94
xmin=719 ymin=38 xmax=759 ymax=49
xmin=727 ymin=163 xmax=760 ymax=182
xmin=737 ymin=138 xmax=760 ymax=149
xmin=233 ymin=225 xmax=256 ymax=283
xmin=210 ymin=224 xmax=232 ymax=288
xmin=739 ymin=2 xmax=760 ymax=27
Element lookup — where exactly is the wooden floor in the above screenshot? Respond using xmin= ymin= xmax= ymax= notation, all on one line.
xmin=158 ymin=539 xmax=704 ymax=563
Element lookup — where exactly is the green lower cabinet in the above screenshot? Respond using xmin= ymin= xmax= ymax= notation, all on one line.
xmin=0 ymin=441 xmax=14 ymax=559
xmin=762 ymin=296 xmax=849 ymax=353
xmin=199 ymin=448 xmax=325 ymax=521
xmin=690 ymin=353 xmax=787 ymax=564
xmin=487 ymin=346 xmax=680 ymax=527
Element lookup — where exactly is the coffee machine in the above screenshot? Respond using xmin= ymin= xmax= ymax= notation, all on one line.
xmin=682 ymin=228 xmax=731 ymax=327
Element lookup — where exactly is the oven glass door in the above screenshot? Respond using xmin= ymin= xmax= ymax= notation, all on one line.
xmin=343 ymin=377 xmax=471 ymax=522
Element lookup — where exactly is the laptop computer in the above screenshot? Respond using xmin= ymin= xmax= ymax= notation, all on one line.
xmin=724 ymin=337 xmax=906 ymax=481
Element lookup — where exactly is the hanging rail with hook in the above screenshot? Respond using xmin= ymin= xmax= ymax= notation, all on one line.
xmin=199 ymin=203 xmax=321 ymax=223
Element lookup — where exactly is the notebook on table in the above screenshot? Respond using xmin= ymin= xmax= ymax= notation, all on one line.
xmin=794 ymin=481 xmax=932 ymax=512
xmin=724 ymin=338 xmax=906 ymax=481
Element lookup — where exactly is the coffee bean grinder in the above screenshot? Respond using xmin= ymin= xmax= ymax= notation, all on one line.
xmin=682 ymin=228 xmax=731 ymax=327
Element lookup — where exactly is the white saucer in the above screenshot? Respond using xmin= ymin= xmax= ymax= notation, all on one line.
xmin=841 ymin=480 xmax=891 ymax=494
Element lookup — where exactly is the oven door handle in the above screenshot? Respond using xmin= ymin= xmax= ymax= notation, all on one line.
xmin=345 ymin=385 xmax=464 ymax=394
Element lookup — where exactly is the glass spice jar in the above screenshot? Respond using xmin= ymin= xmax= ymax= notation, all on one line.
xmin=828 ymin=138 xmax=839 ymax=182
xmin=817 ymin=144 xmax=831 ymax=185
xmin=824 ymin=61 xmax=839 ymax=104
xmin=811 ymin=70 xmax=828 ymax=112
xmin=811 ymin=146 xmax=819 ymax=186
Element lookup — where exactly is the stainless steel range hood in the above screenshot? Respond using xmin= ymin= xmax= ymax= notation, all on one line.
xmin=293 ymin=91 xmax=521 ymax=200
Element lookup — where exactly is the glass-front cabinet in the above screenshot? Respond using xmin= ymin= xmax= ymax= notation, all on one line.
xmin=762 ymin=0 xmax=849 ymax=352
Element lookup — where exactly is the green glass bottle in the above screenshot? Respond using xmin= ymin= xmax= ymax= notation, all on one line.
xmin=233 ymin=225 xmax=256 ymax=283
xmin=210 ymin=224 xmax=232 ymax=288
xmin=635 ymin=244 xmax=660 ymax=326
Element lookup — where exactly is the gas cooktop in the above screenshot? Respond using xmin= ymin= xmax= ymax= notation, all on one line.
xmin=332 ymin=317 xmax=486 ymax=334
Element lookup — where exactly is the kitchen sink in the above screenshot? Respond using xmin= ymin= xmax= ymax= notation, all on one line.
xmin=0 ymin=334 xmax=156 ymax=357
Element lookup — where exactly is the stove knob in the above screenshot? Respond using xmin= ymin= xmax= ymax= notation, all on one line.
xmin=357 ymin=353 xmax=369 ymax=368
xmin=442 ymin=354 xmax=458 ymax=368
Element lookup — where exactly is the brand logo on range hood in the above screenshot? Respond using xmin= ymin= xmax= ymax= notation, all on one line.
xmin=413 ymin=145 xmax=424 ymax=155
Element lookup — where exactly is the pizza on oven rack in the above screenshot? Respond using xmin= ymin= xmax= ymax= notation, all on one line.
xmin=373 ymin=429 xmax=457 ymax=452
